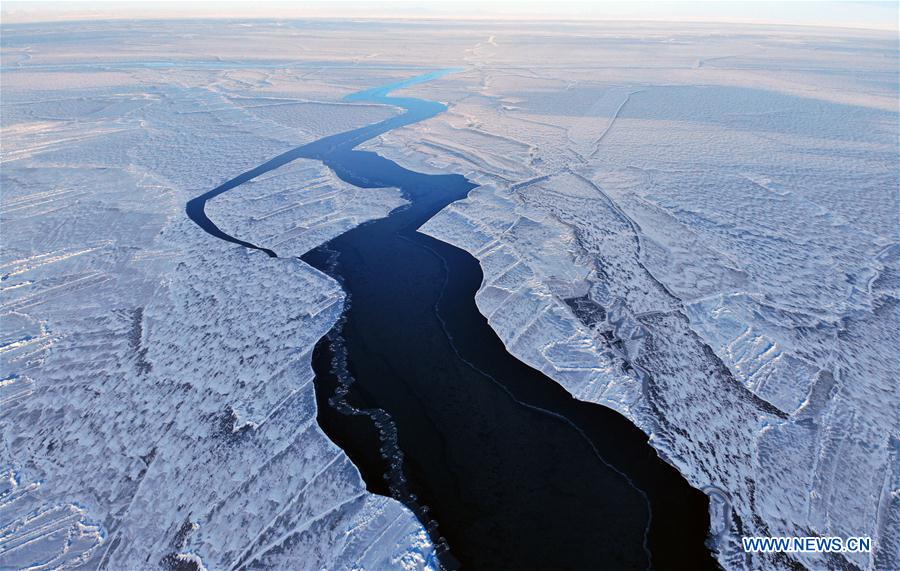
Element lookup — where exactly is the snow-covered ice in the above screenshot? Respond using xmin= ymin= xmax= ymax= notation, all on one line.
xmin=365 ymin=21 xmax=899 ymax=571
xmin=2 ymin=17 xmax=897 ymax=571
xmin=1 ymin=21 xmax=432 ymax=570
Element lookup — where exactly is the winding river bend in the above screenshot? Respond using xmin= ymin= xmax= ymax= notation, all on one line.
xmin=188 ymin=70 xmax=716 ymax=570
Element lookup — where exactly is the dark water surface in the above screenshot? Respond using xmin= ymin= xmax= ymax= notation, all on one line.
xmin=188 ymin=70 xmax=717 ymax=570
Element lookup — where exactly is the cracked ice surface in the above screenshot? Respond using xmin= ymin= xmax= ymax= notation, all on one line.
xmin=366 ymin=22 xmax=899 ymax=571
xmin=205 ymin=160 xmax=406 ymax=259
xmin=1 ymin=21 xmax=431 ymax=571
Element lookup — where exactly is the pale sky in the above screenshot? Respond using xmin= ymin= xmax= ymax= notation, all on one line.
xmin=2 ymin=1 xmax=897 ymax=31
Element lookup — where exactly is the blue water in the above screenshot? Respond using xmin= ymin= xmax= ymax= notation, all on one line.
xmin=185 ymin=69 xmax=457 ymax=255
xmin=187 ymin=70 xmax=716 ymax=570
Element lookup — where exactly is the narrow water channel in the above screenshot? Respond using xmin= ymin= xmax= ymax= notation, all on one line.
xmin=187 ymin=70 xmax=717 ymax=570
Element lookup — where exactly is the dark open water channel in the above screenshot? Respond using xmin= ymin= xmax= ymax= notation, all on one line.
xmin=188 ymin=70 xmax=717 ymax=570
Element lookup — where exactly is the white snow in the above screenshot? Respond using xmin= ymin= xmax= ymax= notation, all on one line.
xmin=1 ymin=21 xmax=431 ymax=571
xmin=2 ymin=17 xmax=897 ymax=571
xmin=366 ymin=21 xmax=898 ymax=571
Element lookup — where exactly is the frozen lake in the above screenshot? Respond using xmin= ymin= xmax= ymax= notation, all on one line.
xmin=4 ymin=17 xmax=894 ymax=570
xmin=188 ymin=71 xmax=717 ymax=570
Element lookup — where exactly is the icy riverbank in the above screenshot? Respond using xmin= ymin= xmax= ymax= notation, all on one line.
xmin=1 ymin=24 xmax=434 ymax=569
xmin=365 ymin=23 xmax=899 ymax=571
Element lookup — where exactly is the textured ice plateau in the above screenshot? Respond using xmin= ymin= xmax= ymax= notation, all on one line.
xmin=364 ymin=21 xmax=898 ymax=571
xmin=1 ymin=22 xmax=431 ymax=571
xmin=1 ymin=17 xmax=898 ymax=571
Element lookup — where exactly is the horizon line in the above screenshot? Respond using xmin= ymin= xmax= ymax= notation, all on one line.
xmin=2 ymin=13 xmax=897 ymax=33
